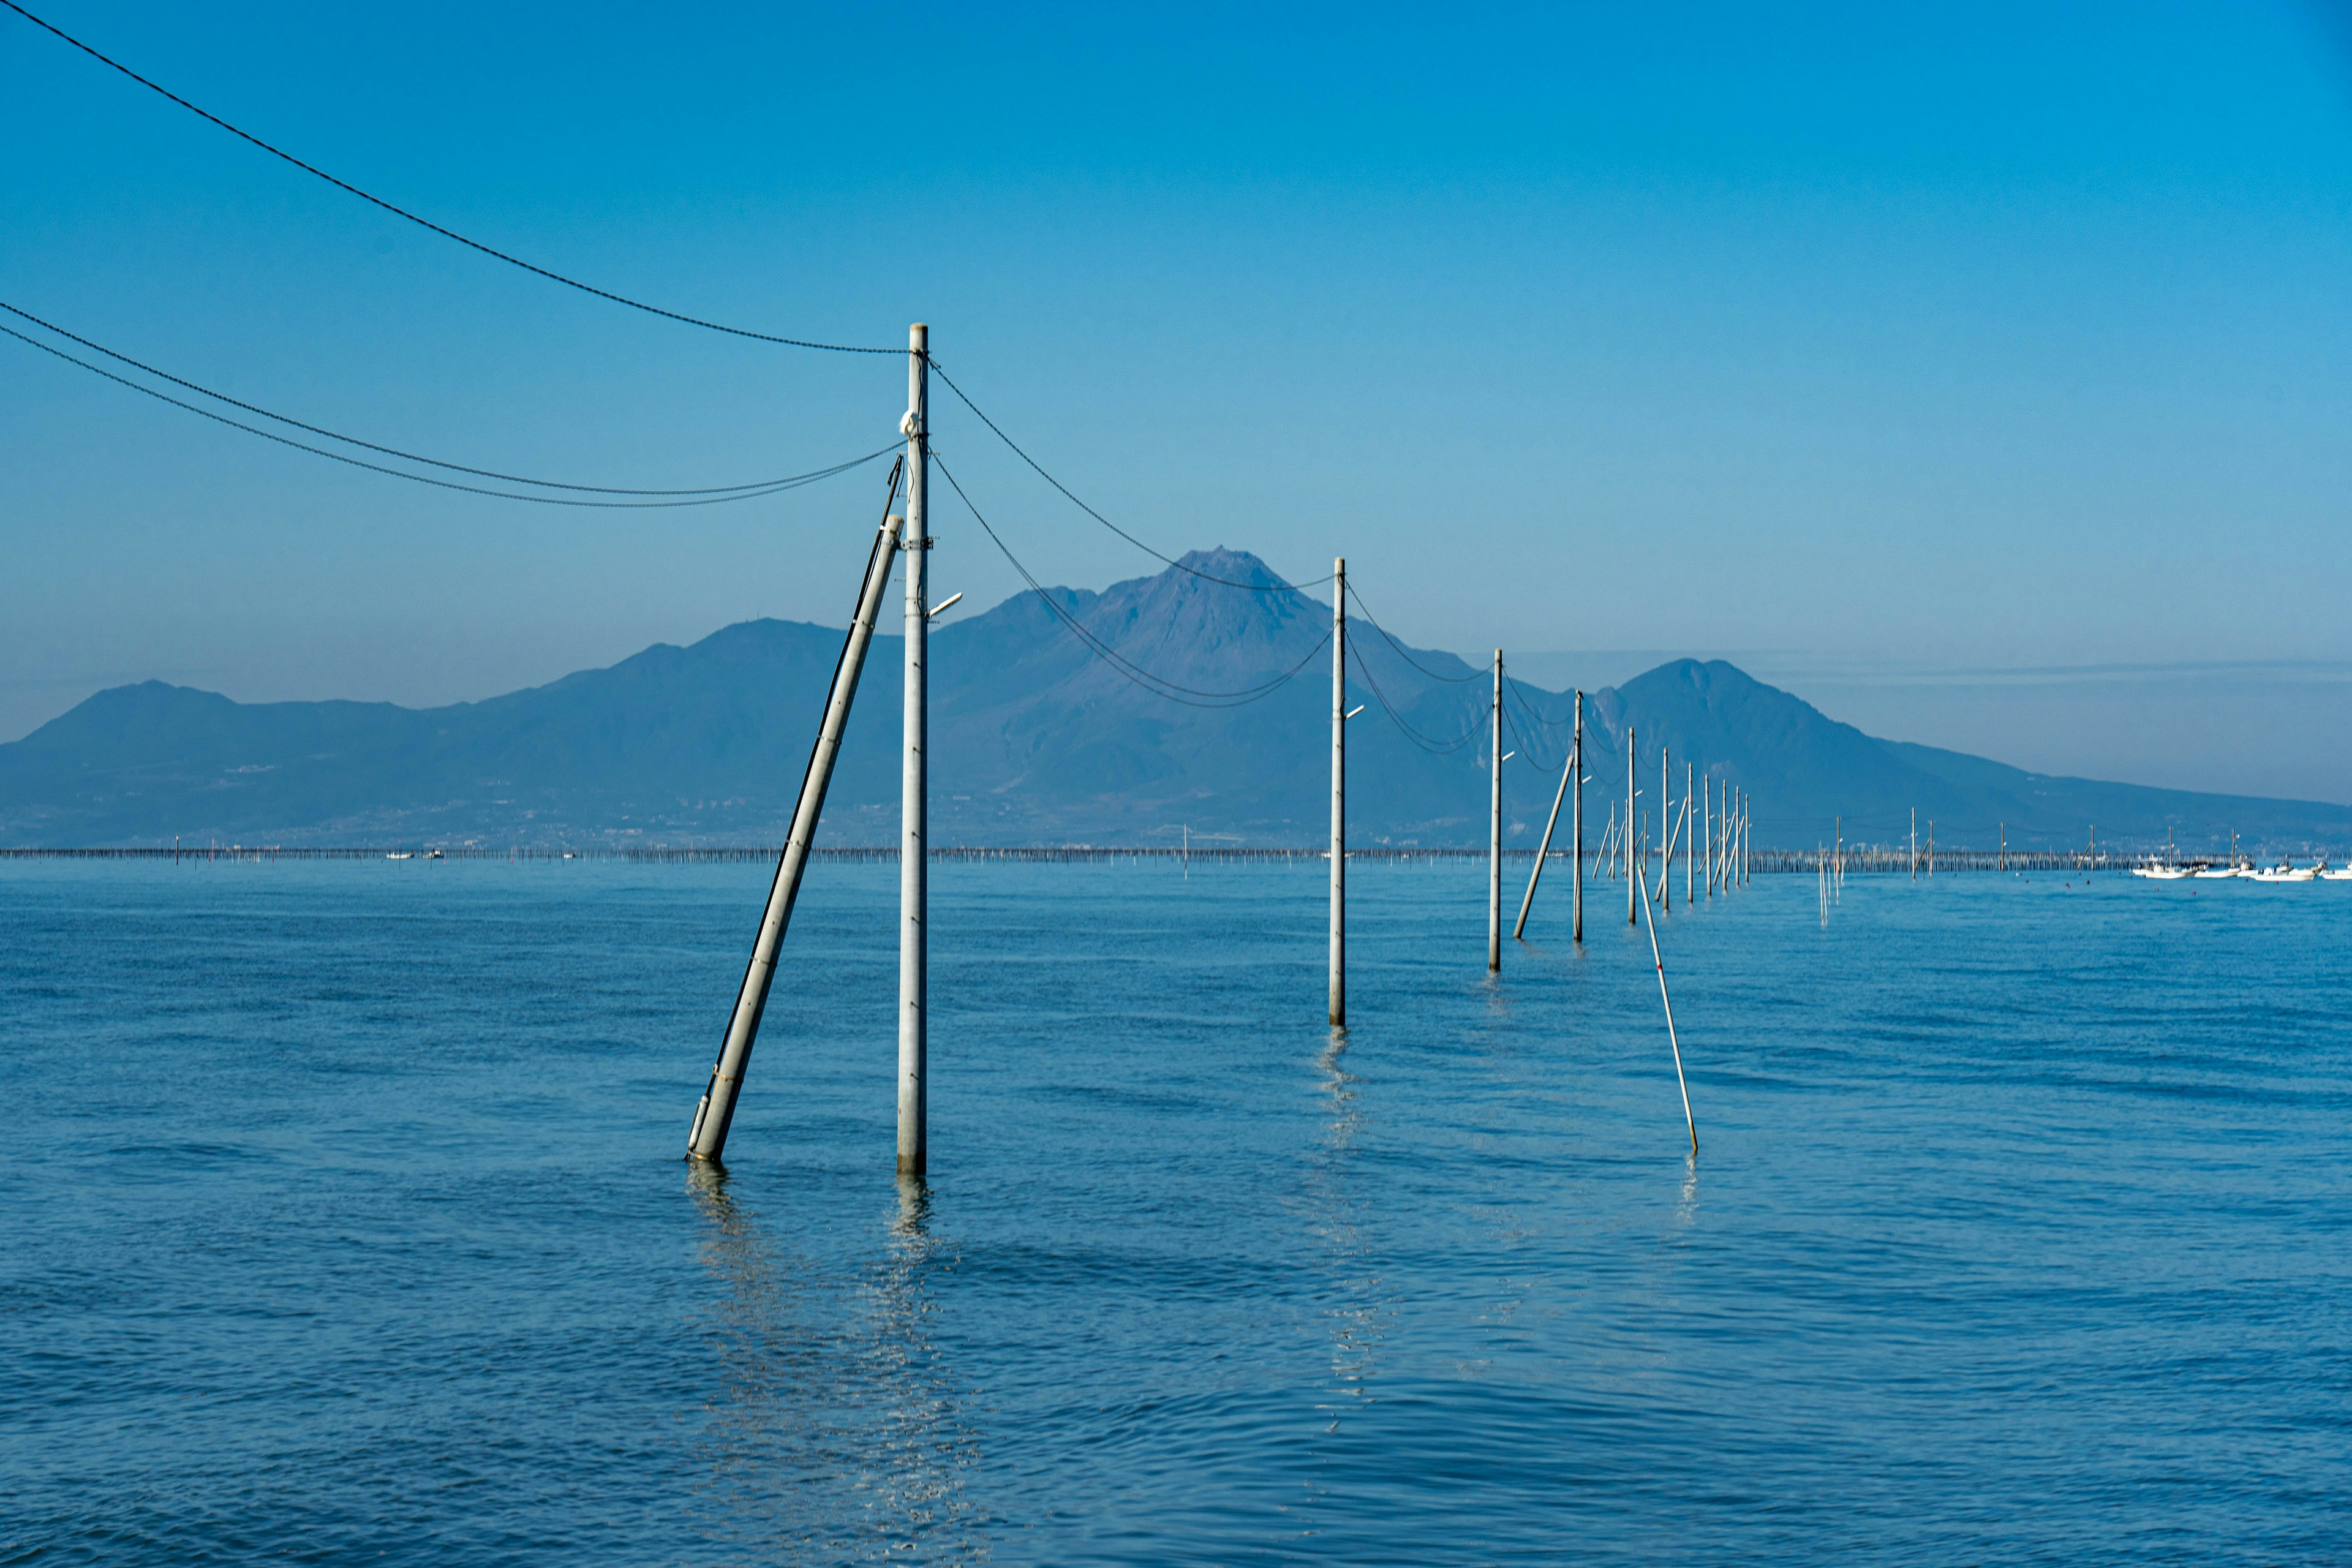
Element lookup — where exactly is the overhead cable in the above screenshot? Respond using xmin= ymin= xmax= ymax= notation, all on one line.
xmin=1341 ymin=580 xmax=1480 ymax=683
xmin=2 ymin=323 xmax=894 ymax=507
xmin=925 ymin=360 xmax=1333 ymax=594
xmin=932 ymin=450 xmax=1332 ymax=709
xmin=1343 ymin=630 xmax=1477 ymax=754
xmin=1 ymin=300 xmax=843 ymax=496
xmin=0 ymin=0 xmax=892 ymax=355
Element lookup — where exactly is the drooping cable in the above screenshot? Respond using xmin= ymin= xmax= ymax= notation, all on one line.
xmin=0 ymin=0 xmax=892 ymax=356
xmin=1504 ymin=674 xmax=1575 ymax=731
xmin=1343 ymin=629 xmax=1478 ymax=754
xmin=932 ymin=450 xmax=1332 ymax=709
xmin=1341 ymin=579 xmax=1480 ymax=683
xmin=924 ymin=360 xmax=1332 ymax=594
xmin=2 ymin=300 xmax=846 ymax=496
xmin=3 ymin=323 xmax=894 ymax=507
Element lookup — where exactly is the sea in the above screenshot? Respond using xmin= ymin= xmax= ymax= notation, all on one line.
xmin=2 ymin=857 xmax=2346 ymax=1565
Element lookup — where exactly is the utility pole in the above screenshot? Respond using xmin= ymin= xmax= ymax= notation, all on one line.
xmin=1627 ymin=725 xmax=1638 ymax=925
xmin=1572 ymin=691 xmax=1584 ymax=943
xmin=1928 ymin=820 xmax=1934 ymax=877
xmin=1911 ymin=807 xmax=1917 ymax=882
xmin=1686 ymin=763 xmax=1695 ymax=907
xmin=1489 ymin=649 xmax=1502 ymax=973
xmin=1660 ymin=744 xmax=1671 ymax=911
xmin=898 ymin=323 xmax=929 ymax=1178
xmin=1999 ymin=822 xmax=2005 ymax=872
xmin=1704 ymin=776 xmax=1713 ymax=898
xmin=1330 ymin=557 xmax=1346 ymax=1027
xmin=688 ymin=491 xmax=906 ymax=1164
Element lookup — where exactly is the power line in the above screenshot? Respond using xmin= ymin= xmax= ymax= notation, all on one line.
xmin=925 ymin=358 xmax=1333 ymax=594
xmin=1342 ymin=580 xmax=1480 ymax=684
xmin=1504 ymin=673 xmax=1574 ymax=731
xmin=1 ymin=300 xmax=843 ymax=496
xmin=3 ymin=323 xmax=894 ymax=507
xmin=932 ymin=450 xmax=1332 ymax=708
xmin=1344 ymin=630 xmax=1478 ymax=754
xmin=0 ymin=0 xmax=892 ymax=355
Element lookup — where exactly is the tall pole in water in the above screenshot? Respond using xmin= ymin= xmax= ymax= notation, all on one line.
xmin=688 ymin=488 xmax=907 ymax=1163
xmin=1572 ymin=691 xmax=1584 ymax=943
xmin=1686 ymin=763 xmax=1695 ymax=906
xmin=1911 ymin=808 xmax=1918 ymax=882
xmin=1489 ymin=650 xmax=1503 ymax=971
xmin=1704 ymin=776 xmax=1713 ymax=897
xmin=1627 ymin=725 xmax=1638 ymax=925
xmin=1330 ymin=557 xmax=1346 ymax=1026
xmin=1660 ymin=744 xmax=1671 ymax=911
xmin=898 ymin=323 xmax=929 ymax=1178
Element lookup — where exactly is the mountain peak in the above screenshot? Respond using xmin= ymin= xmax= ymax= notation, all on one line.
xmin=1169 ymin=548 xmax=1295 ymax=590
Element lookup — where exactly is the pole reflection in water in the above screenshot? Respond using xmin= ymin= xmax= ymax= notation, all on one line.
xmin=1309 ymin=1030 xmax=1391 ymax=1442
xmin=684 ymin=1163 xmax=982 ymax=1562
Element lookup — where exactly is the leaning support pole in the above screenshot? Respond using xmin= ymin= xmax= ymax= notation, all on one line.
xmin=899 ymin=323 xmax=930 ymax=1178
xmin=1330 ymin=557 xmax=1346 ymax=1026
xmin=1488 ymin=649 xmax=1502 ymax=972
xmin=688 ymin=475 xmax=906 ymax=1162
xmin=1515 ymin=734 xmax=1574 ymax=940
xmin=1636 ymin=868 xmax=1699 ymax=1156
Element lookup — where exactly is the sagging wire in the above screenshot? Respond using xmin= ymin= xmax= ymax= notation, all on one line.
xmin=2 ymin=300 xmax=862 ymax=496
xmin=1 ymin=0 xmax=895 ymax=355
xmin=1343 ymin=629 xmax=1479 ymax=754
xmin=925 ymin=359 xmax=1333 ymax=595
xmin=2 ymin=322 xmax=894 ymax=507
xmin=1342 ymin=579 xmax=1480 ymax=683
xmin=932 ymin=450 xmax=1332 ymax=709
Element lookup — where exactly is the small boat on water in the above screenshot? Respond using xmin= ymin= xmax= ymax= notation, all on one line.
xmin=2132 ymin=861 xmax=2193 ymax=880
xmin=386 ymin=851 xmax=413 ymax=861
xmin=2249 ymin=863 xmax=2320 ymax=883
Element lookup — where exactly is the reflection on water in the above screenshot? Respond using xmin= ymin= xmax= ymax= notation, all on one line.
xmin=685 ymin=1163 xmax=982 ymax=1562
xmin=1310 ymin=1030 xmax=1388 ymax=1442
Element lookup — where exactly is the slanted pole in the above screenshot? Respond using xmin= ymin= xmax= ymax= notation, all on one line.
xmin=1636 ymin=869 xmax=1698 ymax=1156
xmin=899 ymin=323 xmax=930 ymax=1177
xmin=689 ymin=484 xmax=906 ymax=1163
xmin=1515 ymin=729 xmax=1572 ymax=941
xmin=1489 ymin=649 xmax=1502 ymax=973
xmin=1330 ymin=557 xmax=1346 ymax=1025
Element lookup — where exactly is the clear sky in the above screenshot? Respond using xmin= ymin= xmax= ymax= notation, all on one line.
xmin=6 ymin=2 xmax=2351 ymax=798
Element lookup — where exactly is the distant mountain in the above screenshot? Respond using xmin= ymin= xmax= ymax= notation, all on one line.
xmin=4 ymin=548 xmax=2346 ymax=852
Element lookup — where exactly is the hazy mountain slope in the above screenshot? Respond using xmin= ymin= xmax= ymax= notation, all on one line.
xmin=4 ymin=549 xmax=2346 ymax=851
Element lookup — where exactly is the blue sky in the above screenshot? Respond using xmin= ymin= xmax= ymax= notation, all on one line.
xmin=6 ymin=2 xmax=2351 ymax=797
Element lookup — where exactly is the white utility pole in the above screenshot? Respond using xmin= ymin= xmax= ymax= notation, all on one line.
xmin=899 ymin=323 xmax=929 ymax=1178
xmin=1572 ymin=691 xmax=1584 ymax=944
xmin=1330 ymin=557 xmax=1346 ymax=1027
xmin=1660 ymin=744 xmax=1671 ymax=911
xmin=1489 ymin=650 xmax=1502 ymax=973
xmin=1686 ymin=763 xmax=1694 ymax=907
xmin=1627 ymin=725 xmax=1638 ymax=924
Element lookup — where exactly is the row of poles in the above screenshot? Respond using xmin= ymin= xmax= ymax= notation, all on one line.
xmin=686 ymin=351 xmax=1743 ymax=1170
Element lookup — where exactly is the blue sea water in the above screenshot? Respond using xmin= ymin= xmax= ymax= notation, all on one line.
xmin=2 ymin=858 xmax=2347 ymax=1565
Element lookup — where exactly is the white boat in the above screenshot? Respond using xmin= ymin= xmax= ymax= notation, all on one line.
xmin=386 ymin=851 xmax=413 ymax=861
xmin=2192 ymin=865 xmax=2242 ymax=879
xmin=2322 ymin=867 xmax=2352 ymax=881
xmin=2249 ymin=863 xmax=2319 ymax=883
xmin=2132 ymin=861 xmax=2193 ymax=880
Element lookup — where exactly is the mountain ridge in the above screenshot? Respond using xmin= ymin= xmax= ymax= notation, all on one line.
xmin=5 ymin=549 xmax=2346 ymax=851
